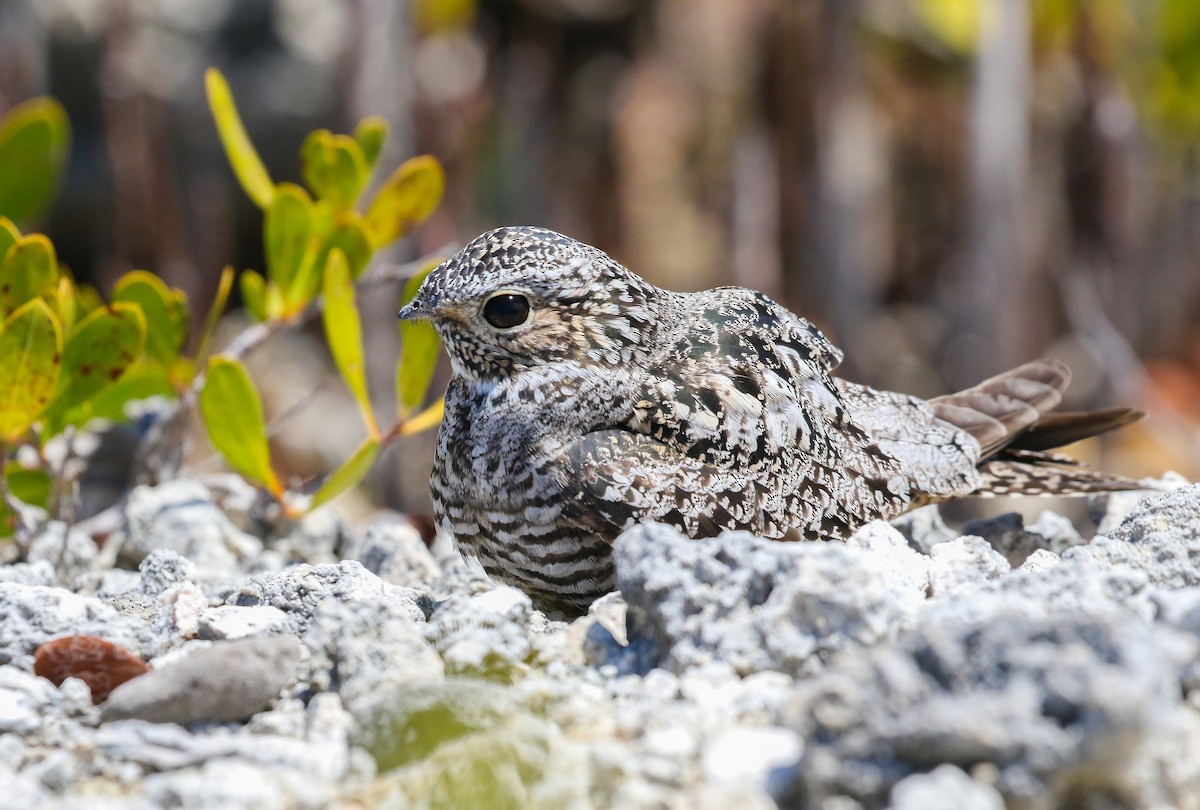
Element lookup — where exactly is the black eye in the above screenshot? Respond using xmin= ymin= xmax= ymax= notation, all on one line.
xmin=482 ymin=293 xmax=531 ymax=329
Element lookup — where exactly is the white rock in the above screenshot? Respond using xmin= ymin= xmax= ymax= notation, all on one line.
xmin=702 ymin=726 xmax=802 ymax=785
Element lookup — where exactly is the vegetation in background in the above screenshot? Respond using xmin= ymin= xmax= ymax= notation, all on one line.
xmin=0 ymin=99 xmax=232 ymax=534
xmin=200 ymin=68 xmax=444 ymax=512
xmin=0 ymin=70 xmax=445 ymax=535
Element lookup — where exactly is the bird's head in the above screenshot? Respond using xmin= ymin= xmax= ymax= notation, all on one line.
xmin=399 ymin=226 xmax=661 ymax=381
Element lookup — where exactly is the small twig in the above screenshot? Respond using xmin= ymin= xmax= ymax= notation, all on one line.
xmin=362 ymin=244 xmax=457 ymax=287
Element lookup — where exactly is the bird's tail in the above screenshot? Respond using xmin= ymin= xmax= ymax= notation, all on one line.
xmin=929 ymin=359 xmax=1144 ymax=497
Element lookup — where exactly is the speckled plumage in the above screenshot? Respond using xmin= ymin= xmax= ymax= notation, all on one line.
xmin=399 ymin=226 xmax=1141 ymax=611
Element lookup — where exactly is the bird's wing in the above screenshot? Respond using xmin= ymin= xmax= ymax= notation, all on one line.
xmin=558 ymin=428 xmax=824 ymax=541
xmin=624 ymin=288 xmax=851 ymax=470
xmin=834 ymin=380 xmax=983 ymax=500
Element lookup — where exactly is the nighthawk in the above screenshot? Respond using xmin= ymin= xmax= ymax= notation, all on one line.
xmin=399 ymin=226 xmax=1142 ymax=612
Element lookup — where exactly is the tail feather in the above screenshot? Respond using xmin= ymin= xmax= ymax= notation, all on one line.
xmin=976 ymin=458 xmax=1143 ymax=497
xmin=930 ymin=359 xmax=1069 ymax=456
xmin=928 ymin=358 xmax=1143 ymax=498
xmin=1005 ymin=407 xmax=1144 ymax=453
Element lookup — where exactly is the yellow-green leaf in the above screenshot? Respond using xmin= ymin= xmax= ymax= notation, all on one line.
xmin=75 ymin=282 xmax=102 ymax=316
xmin=309 ymin=436 xmax=381 ymax=509
xmin=322 ymin=249 xmax=377 ymax=437
xmin=75 ymin=363 xmax=175 ymax=424
xmin=112 ymin=270 xmax=187 ymax=366
xmin=363 ymin=155 xmax=444 ymax=247
xmin=43 ymin=302 xmax=147 ymax=434
xmin=397 ymin=259 xmax=443 ymax=419
xmin=199 ymin=356 xmax=281 ymax=496
xmin=0 ymin=298 xmax=62 ymax=442
xmin=240 ymin=270 xmax=268 ymax=322
xmin=0 ymin=217 xmax=19 ymax=261
xmin=0 ymin=98 xmax=70 ymax=226
xmin=54 ymin=276 xmax=75 ymax=332
xmin=319 ymin=215 xmax=373 ymax=280
xmin=205 ymin=68 xmax=275 ymax=209
xmin=301 ymin=130 xmax=369 ymax=211
xmin=196 ymin=265 xmax=234 ymax=365
xmin=0 ymin=234 xmax=58 ymax=317
xmin=265 ymin=183 xmax=317 ymax=311
xmin=396 ymin=397 xmax=444 ymax=436
xmin=354 ymin=117 xmax=388 ymax=169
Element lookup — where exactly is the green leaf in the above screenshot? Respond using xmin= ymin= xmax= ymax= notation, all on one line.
xmin=301 ymin=130 xmax=369 ymax=211
xmin=199 ymin=356 xmax=281 ymax=496
xmin=264 ymin=183 xmax=318 ymax=313
xmin=74 ymin=283 xmax=102 ymax=316
xmin=0 ymin=234 xmax=58 ymax=317
xmin=240 ymin=270 xmax=268 ymax=322
xmin=0 ymin=298 xmax=62 ymax=442
xmin=354 ymin=117 xmax=388 ymax=169
xmin=54 ymin=276 xmax=76 ymax=333
xmin=322 ymin=249 xmax=378 ymax=436
xmin=0 ymin=98 xmax=70 ymax=226
xmin=397 ymin=259 xmax=443 ymax=419
xmin=75 ymin=363 xmax=175 ymax=424
xmin=396 ymin=397 xmax=444 ymax=436
xmin=309 ymin=436 xmax=381 ymax=509
xmin=112 ymin=270 xmax=187 ymax=366
xmin=0 ymin=217 xmax=19 ymax=262
xmin=319 ymin=215 xmax=373 ymax=280
xmin=205 ymin=68 xmax=275 ymax=209
xmin=364 ymin=156 xmax=444 ymax=247
xmin=196 ymin=265 xmax=234 ymax=365
xmin=42 ymin=302 xmax=147 ymax=435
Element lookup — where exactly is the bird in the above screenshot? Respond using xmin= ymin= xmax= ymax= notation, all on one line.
xmin=398 ymin=226 xmax=1143 ymax=613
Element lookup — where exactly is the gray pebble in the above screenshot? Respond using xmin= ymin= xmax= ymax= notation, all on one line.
xmin=101 ymin=636 xmax=302 ymax=724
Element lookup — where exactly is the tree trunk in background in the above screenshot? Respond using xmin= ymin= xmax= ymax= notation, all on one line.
xmin=814 ymin=0 xmax=889 ymax=377
xmin=955 ymin=0 xmax=1033 ymax=386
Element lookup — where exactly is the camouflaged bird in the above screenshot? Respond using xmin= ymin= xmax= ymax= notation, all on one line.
xmin=399 ymin=226 xmax=1142 ymax=612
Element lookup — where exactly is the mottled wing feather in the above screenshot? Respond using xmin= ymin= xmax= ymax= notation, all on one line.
xmin=561 ymin=429 xmax=793 ymax=540
xmin=627 ymin=289 xmax=858 ymax=467
xmin=834 ymin=381 xmax=983 ymax=500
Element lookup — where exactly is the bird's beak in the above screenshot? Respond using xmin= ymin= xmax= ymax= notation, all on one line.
xmin=397 ymin=297 xmax=426 ymax=321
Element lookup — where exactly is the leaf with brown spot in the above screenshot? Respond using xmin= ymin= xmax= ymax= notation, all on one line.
xmin=0 ymin=298 xmax=62 ymax=442
xmin=42 ymin=301 xmax=147 ymax=436
xmin=34 ymin=635 xmax=149 ymax=703
xmin=0 ymin=234 xmax=58 ymax=318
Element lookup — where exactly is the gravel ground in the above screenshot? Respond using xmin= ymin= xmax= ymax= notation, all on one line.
xmin=1 ymin=473 xmax=1198 ymax=809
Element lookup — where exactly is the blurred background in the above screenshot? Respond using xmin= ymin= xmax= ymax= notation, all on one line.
xmin=0 ymin=0 xmax=1197 ymax=516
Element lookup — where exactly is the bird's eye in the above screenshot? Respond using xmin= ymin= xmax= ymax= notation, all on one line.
xmin=482 ymin=292 xmax=531 ymax=329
